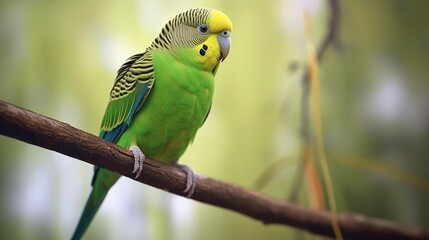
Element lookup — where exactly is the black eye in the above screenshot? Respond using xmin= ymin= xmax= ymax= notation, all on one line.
xmin=197 ymin=24 xmax=210 ymax=34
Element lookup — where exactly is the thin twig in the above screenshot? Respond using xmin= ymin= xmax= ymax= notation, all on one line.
xmin=288 ymin=0 xmax=340 ymax=204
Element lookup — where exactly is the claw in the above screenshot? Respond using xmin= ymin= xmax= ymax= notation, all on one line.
xmin=177 ymin=164 xmax=196 ymax=198
xmin=129 ymin=145 xmax=145 ymax=179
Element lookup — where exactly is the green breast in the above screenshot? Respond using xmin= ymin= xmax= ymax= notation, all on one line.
xmin=125 ymin=48 xmax=214 ymax=163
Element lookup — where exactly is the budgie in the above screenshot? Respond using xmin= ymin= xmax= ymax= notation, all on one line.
xmin=72 ymin=8 xmax=232 ymax=239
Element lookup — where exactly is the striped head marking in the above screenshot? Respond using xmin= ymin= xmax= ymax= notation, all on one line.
xmin=151 ymin=8 xmax=233 ymax=72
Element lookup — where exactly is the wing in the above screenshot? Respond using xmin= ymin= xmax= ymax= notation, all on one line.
xmin=99 ymin=50 xmax=155 ymax=143
xmin=92 ymin=51 xmax=155 ymax=186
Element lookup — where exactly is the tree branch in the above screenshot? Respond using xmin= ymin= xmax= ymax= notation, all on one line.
xmin=0 ymin=100 xmax=427 ymax=240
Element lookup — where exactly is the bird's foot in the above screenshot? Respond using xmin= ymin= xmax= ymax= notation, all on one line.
xmin=177 ymin=164 xmax=196 ymax=198
xmin=130 ymin=145 xmax=145 ymax=179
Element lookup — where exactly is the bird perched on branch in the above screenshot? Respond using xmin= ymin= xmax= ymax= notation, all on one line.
xmin=72 ymin=8 xmax=232 ymax=239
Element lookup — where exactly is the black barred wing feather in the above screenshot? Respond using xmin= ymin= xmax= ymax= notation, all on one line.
xmin=99 ymin=51 xmax=155 ymax=143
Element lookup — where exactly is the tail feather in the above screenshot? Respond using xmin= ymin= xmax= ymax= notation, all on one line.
xmin=71 ymin=188 xmax=108 ymax=240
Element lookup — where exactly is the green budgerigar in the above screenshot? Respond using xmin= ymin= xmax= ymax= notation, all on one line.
xmin=71 ymin=8 xmax=232 ymax=239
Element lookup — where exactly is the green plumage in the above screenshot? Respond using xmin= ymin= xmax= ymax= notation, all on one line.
xmin=72 ymin=7 xmax=232 ymax=239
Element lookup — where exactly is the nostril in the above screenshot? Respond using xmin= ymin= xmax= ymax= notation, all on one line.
xmin=220 ymin=30 xmax=231 ymax=38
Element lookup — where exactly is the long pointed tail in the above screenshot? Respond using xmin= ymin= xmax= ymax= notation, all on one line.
xmin=71 ymin=187 xmax=108 ymax=240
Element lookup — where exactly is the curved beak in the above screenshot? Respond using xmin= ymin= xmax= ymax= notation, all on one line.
xmin=218 ymin=30 xmax=231 ymax=62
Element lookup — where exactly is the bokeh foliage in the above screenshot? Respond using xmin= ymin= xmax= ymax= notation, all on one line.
xmin=0 ymin=0 xmax=428 ymax=239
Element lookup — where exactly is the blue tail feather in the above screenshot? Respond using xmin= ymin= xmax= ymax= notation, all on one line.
xmin=71 ymin=188 xmax=107 ymax=240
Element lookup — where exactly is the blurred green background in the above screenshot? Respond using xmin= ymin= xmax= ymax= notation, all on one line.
xmin=1 ymin=0 xmax=428 ymax=239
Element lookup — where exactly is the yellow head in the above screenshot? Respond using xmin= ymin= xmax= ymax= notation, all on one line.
xmin=150 ymin=8 xmax=233 ymax=73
